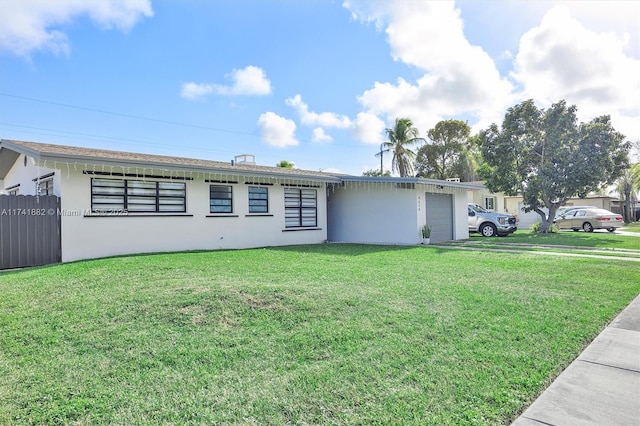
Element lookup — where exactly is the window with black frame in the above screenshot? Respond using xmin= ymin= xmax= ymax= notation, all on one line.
xmin=209 ymin=185 xmax=233 ymax=213
xmin=91 ymin=178 xmax=186 ymax=213
xmin=36 ymin=178 xmax=54 ymax=195
xmin=248 ymin=186 xmax=268 ymax=213
xmin=284 ymin=188 xmax=317 ymax=227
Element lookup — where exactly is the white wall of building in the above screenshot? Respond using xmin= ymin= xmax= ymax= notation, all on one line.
xmin=327 ymin=183 xmax=470 ymax=244
xmin=3 ymin=152 xmax=472 ymax=261
xmin=327 ymin=184 xmax=419 ymax=245
xmin=3 ymin=154 xmax=57 ymax=196
xmin=54 ymin=167 xmax=329 ymax=262
xmin=452 ymin=190 xmax=471 ymax=241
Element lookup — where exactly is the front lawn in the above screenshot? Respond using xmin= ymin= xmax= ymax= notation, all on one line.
xmin=471 ymin=229 xmax=640 ymax=250
xmin=1 ymin=245 xmax=639 ymax=425
xmin=621 ymin=221 xmax=640 ymax=233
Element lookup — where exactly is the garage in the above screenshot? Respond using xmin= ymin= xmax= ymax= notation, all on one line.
xmin=425 ymin=193 xmax=453 ymax=242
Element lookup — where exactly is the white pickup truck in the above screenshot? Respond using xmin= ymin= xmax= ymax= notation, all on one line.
xmin=468 ymin=203 xmax=517 ymax=237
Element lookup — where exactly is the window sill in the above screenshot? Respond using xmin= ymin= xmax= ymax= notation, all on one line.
xmin=245 ymin=214 xmax=273 ymax=217
xmin=206 ymin=214 xmax=239 ymax=218
xmin=282 ymin=227 xmax=322 ymax=232
xmin=84 ymin=213 xmax=193 ymax=217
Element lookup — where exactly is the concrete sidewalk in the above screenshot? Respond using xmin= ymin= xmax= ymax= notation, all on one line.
xmin=512 ymin=295 xmax=640 ymax=425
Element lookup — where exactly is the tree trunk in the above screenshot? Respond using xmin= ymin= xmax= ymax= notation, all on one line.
xmin=623 ymin=187 xmax=632 ymax=224
xmin=535 ymin=208 xmax=552 ymax=233
xmin=536 ymin=205 xmax=559 ymax=233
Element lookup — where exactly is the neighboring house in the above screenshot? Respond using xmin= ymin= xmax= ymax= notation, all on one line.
xmin=467 ymin=182 xmax=621 ymax=229
xmin=467 ymin=183 xmax=510 ymax=213
xmin=1 ymin=139 xmax=480 ymax=267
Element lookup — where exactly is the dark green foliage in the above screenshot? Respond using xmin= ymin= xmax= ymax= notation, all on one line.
xmin=415 ymin=119 xmax=478 ymax=181
xmin=478 ymin=100 xmax=630 ymax=232
xmin=276 ymin=160 xmax=295 ymax=168
xmin=362 ymin=168 xmax=392 ymax=177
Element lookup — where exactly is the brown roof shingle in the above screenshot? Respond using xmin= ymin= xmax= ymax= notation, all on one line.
xmin=1 ymin=139 xmax=341 ymax=181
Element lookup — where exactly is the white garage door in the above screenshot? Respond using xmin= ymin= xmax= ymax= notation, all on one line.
xmin=425 ymin=193 xmax=453 ymax=242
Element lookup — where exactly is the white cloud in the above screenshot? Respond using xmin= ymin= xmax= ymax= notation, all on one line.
xmin=285 ymin=94 xmax=352 ymax=128
xmin=213 ymin=66 xmax=272 ymax=96
xmin=0 ymin=0 xmax=153 ymax=56
xmin=180 ymin=82 xmax=214 ymax=100
xmin=312 ymin=128 xmax=333 ymax=143
xmin=352 ymin=112 xmax=385 ymax=145
xmin=182 ymin=66 xmax=272 ymax=100
xmin=257 ymin=112 xmax=298 ymax=148
xmin=512 ymin=5 xmax=640 ymax=141
xmin=284 ymin=94 xmax=387 ymax=144
xmin=345 ymin=1 xmax=639 ymax=143
xmin=343 ymin=1 xmax=514 ymax=135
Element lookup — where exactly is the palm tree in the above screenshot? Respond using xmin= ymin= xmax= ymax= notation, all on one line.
xmin=616 ymin=164 xmax=640 ymax=223
xmin=383 ymin=118 xmax=422 ymax=177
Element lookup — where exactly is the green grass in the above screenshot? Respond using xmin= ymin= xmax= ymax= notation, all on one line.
xmin=621 ymin=221 xmax=640 ymax=233
xmin=470 ymin=229 xmax=640 ymax=250
xmin=2 ymin=245 xmax=639 ymax=425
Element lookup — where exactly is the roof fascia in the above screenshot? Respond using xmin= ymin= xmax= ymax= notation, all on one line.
xmin=30 ymin=150 xmax=341 ymax=183
xmin=0 ymin=140 xmax=43 ymax=159
xmin=339 ymin=176 xmax=484 ymax=190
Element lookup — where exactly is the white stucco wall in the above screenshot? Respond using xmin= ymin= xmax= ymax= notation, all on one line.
xmin=53 ymin=168 xmax=329 ymax=262
xmin=3 ymin=154 xmax=57 ymax=196
xmin=328 ymin=183 xmax=470 ymax=244
xmin=451 ymin=190 xmax=470 ymax=240
xmin=327 ymin=184 xmax=419 ymax=245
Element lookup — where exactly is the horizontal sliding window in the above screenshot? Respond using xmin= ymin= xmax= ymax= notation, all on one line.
xmin=285 ymin=188 xmax=317 ymax=228
xmin=91 ymin=178 xmax=186 ymax=213
xmin=248 ymin=186 xmax=268 ymax=213
xmin=210 ymin=185 xmax=233 ymax=213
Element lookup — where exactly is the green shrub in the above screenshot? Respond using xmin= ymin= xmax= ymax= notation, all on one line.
xmin=531 ymin=222 xmax=559 ymax=233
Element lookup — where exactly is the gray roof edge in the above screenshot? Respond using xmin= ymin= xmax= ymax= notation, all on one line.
xmin=1 ymin=139 xmax=43 ymax=159
xmin=42 ymin=152 xmax=341 ymax=182
xmin=339 ymin=175 xmax=484 ymax=189
xmin=0 ymin=139 xmax=341 ymax=183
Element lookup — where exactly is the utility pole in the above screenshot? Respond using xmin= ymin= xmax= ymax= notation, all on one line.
xmin=375 ymin=143 xmax=389 ymax=174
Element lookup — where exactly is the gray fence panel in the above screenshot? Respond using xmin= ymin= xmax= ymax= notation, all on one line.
xmin=0 ymin=195 xmax=61 ymax=270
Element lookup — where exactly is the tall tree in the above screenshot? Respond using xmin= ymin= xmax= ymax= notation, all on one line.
xmin=478 ymin=99 xmax=630 ymax=233
xmin=616 ymin=170 xmax=635 ymax=223
xmin=415 ymin=119 xmax=473 ymax=181
xmin=276 ymin=160 xmax=295 ymax=169
xmin=617 ymin=163 xmax=640 ymax=222
xmin=383 ymin=118 xmax=422 ymax=177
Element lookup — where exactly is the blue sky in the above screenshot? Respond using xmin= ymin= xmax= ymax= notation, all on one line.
xmin=1 ymin=1 xmax=638 ymax=175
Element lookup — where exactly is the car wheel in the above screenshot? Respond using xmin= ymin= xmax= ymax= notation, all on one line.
xmin=582 ymin=222 xmax=594 ymax=233
xmin=607 ymin=227 xmax=615 ymax=233
xmin=480 ymin=223 xmax=497 ymax=237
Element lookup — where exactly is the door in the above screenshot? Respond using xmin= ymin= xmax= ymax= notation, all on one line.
xmin=425 ymin=193 xmax=453 ymax=242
